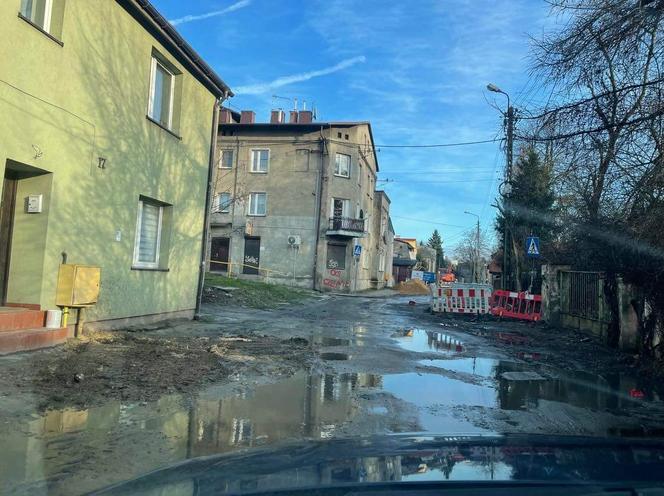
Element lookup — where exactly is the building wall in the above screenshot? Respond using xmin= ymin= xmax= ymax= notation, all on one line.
xmin=0 ymin=0 xmax=218 ymax=323
xmin=211 ymin=129 xmax=321 ymax=288
xmin=211 ymin=123 xmax=384 ymax=292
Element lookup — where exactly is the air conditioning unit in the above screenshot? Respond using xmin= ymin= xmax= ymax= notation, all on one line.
xmin=287 ymin=235 xmax=301 ymax=247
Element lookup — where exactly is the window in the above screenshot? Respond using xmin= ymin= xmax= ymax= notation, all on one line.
xmin=214 ymin=192 xmax=231 ymax=213
xmin=148 ymin=57 xmax=175 ymax=129
xmin=335 ymin=153 xmax=351 ymax=178
xmin=20 ymin=0 xmax=65 ymax=39
xmin=220 ymin=150 xmax=234 ymax=169
xmin=331 ymin=198 xmax=349 ymax=218
xmin=20 ymin=0 xmax=52 ymax=31
xmin=248 ymin=192 xmax=267 ymax=216
xmin=133 ymin=200 xmax=163 ymax=268
xmin=251 ymin=149 xmax=269 ymax=173
xmin=327 ymin=244 xmax=346 ymax=270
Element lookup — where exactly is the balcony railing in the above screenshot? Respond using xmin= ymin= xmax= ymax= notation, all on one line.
xmin=328 ymin=216 xmax=365 ymax=233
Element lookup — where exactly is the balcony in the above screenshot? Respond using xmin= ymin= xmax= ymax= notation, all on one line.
xmin=326 ymin=216 xmax=366 ymax=238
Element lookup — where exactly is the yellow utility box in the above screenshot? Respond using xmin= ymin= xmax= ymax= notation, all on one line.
xmin=55 ymin=264 xmax=101 ymax=307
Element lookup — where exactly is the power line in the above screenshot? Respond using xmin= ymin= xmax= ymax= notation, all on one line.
xmin=520 ymin=77 xmax=664 ymax=121
xmin=517 ymin=106 xmax=664 ymax=141
xmin=375 ymin=138 xmax=500 ymax=148
xmin=391 ymin=215 xmax=467 ymax=228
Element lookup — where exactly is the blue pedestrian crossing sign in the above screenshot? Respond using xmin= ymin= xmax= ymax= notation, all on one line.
xmin=353 ymin=245 xmax=362 ymax=257
xmin=526 ymin=236 xmax=540 ymax=258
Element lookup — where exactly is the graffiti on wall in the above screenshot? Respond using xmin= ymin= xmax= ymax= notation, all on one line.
xmin=323 ymin=268 xmax=350 ymax=290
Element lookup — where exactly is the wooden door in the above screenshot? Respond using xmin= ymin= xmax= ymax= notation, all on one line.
xmin=0 ymin=177 xmax=17 ymax=304
xmin=210 ymin=237 xmax=230 ymax=272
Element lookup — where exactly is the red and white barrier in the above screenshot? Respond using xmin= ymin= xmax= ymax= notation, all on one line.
xmin=489 ymin=290 xmax=542 ymax=321
xmin=431 ymin=283 xmax=493 ymax=315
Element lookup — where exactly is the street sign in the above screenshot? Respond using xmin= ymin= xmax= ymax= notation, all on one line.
xmin=423 ymin=271 xmax=436 ymax=283
xmin=353 ymin=245 xmax=362 ymax=257
xmin=526 ymin=236 xmax=540 ymax=258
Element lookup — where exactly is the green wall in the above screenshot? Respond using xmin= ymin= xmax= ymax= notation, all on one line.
xmin=0 ymin=0 xmax=217 ymax=322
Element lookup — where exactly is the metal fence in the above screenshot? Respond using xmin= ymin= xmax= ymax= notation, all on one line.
xmin=328 ymin=216 xmax=365 ymax=233
xmin=560 ymin=270 xmax=605 ymax=321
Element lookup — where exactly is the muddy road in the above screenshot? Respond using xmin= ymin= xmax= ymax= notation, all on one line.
xmin=2 ymin=293 xmax=664 ymax=494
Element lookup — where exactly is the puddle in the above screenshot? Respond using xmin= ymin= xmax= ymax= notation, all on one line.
xmin=420 ymin=357 xmax=501 ymax=378
xmin=1 ymin=357 xmax=658 ymax=493
xmin=319 ymin=337 xmax=351 ymax=347
xmin=397 ymin=329 xmax=464 ymax=354
xmin=321 ymin=352 xmax=350 ymax=361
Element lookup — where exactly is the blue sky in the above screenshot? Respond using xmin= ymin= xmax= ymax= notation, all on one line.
xmin=154 ymin=0 xmax=554 ymax=254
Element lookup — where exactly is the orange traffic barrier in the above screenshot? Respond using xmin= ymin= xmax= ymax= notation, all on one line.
xmin=490 ymin=290 xmax=542 ymax=322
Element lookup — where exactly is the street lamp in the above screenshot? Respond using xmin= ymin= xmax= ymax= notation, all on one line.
xmin=487 ymin=82 xmax=515 ymax=290
xmin=464 ymin=211 xmax=480 ymax=283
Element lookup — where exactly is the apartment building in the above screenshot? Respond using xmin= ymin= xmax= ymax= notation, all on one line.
xmin=209 ymin=109 xmax=393 ymax=291
xmin=0 ymin=0 xmax=231 ymax=339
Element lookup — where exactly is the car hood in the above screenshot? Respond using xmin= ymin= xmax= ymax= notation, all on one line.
xmin=91 ymin=434 xmax=664 ymax=495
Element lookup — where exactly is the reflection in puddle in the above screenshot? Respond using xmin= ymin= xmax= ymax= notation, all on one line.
xmin=321 ymin=352 xmax=350 ymax=361
xmin=319 ymin=337 xmax=351 ymax=347
xmin=1 ymin=360 xmax=656 ymax=493
xmin=397 ymin=329 xmax=464 ymax=354
xmin=420 ymin=357 xmax=501 ymax=378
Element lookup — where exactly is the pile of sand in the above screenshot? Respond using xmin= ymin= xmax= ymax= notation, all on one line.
xmin=395 ymin=278 xmax=431 ymax=295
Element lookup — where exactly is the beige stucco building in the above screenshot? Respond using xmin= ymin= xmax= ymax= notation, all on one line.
xmin=208 ymin=109 xmax=393 ymax=292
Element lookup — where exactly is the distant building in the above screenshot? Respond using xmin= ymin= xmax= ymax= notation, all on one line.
xmin=392 ymin=238 xmax=417 ymax=283
xmin=208 ymin=109 xmax=392 ymax=292
xmin=416 ymin=245 xmax=437 ymax=273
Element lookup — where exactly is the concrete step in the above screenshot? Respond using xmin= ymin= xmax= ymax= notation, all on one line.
xmin=0 ymin=326 xmax=71 ymax=355
xmin=0 ymin=307 xmax=46 ymax=331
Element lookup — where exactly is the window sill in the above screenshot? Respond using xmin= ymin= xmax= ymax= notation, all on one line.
xmin=334 ymin=174 xmax=351 ymax=179
xmin=146 ymin=116 xmax=182 ymax=140
xmin=17 ymin=13 xmax=64 ymax=46
xmin=219 ymin=166 xmax=233 ymax=170
xmin=249 ymin=170 xmax=268 ymax=174
xmin=131 ymin=266 xmax=170 ymax=272
xmin=247 ymin=214 xmax=266 ymax=217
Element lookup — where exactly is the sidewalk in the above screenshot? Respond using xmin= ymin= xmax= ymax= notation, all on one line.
xmin=329 ymin=289 xmax=400 ymax=298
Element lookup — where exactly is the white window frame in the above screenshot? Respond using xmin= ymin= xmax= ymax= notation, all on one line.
xmin=330 ymin=198 xmax=349 ymax=218
xmin=220 ymin=149 xmax=234 ymax=169
xmin=335 ymin=153 xmax=351 ymax=178
xmin=21 ymin=0 xmax=54 ymax=32
xmin=133 ymin=200 xmax=164 ymax=269
xmin=148 ymin=57 xmax=175 ymax=130
xmin=218 ymin=192 xmax=231 ymax=213
xmin=250 ymin=149 xmax=270 ymax=173
xmin=248 ymin=192 xmax=267 ymax=216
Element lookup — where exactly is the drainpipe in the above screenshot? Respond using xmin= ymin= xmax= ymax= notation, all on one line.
xmin=195 ymin=92 xmax=227 ymax=320
xmin=311 ymin=127 xmax=327 ymax=291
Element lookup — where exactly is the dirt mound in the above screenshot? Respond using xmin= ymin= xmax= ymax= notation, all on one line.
xmin=395 ymin=278 xmax=431 ymax=295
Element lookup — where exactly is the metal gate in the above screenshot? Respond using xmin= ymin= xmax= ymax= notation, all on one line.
xmin=560 ymin=271 xmax=607 ymax=321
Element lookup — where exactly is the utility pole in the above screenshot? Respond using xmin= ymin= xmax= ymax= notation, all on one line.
xmin=476 ymin=217 xmax=481 ymax=283
xmin=487 ymin=83 xmax=515 ymax=290
xmin=464 ymin=211 xmax=480 ymax=283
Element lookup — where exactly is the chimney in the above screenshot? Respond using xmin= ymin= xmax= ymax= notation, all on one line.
xmin=240 ymin=110 xmax=255 ymax=124
xmin=298 ymin=110 xmax=313 ymax=124
xmin=289 ymin=110 xmax=299 ymax=123
xmin=270 ymin=109 xmax=285 ymax=124
xmin=219 ymin=108 xmax=233 ymax=124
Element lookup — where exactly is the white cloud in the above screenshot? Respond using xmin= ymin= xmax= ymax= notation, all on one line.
xmin=234 ymin=56 xmax=367 ymax=95
xmin=169 ymin=0 xmax=250 ymax=26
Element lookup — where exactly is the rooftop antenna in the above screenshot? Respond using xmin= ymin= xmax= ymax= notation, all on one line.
xmin=302 ymin=100 xmax=307 ymax=111
xmin=272 ymin=94 xmax=295 ymax=110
